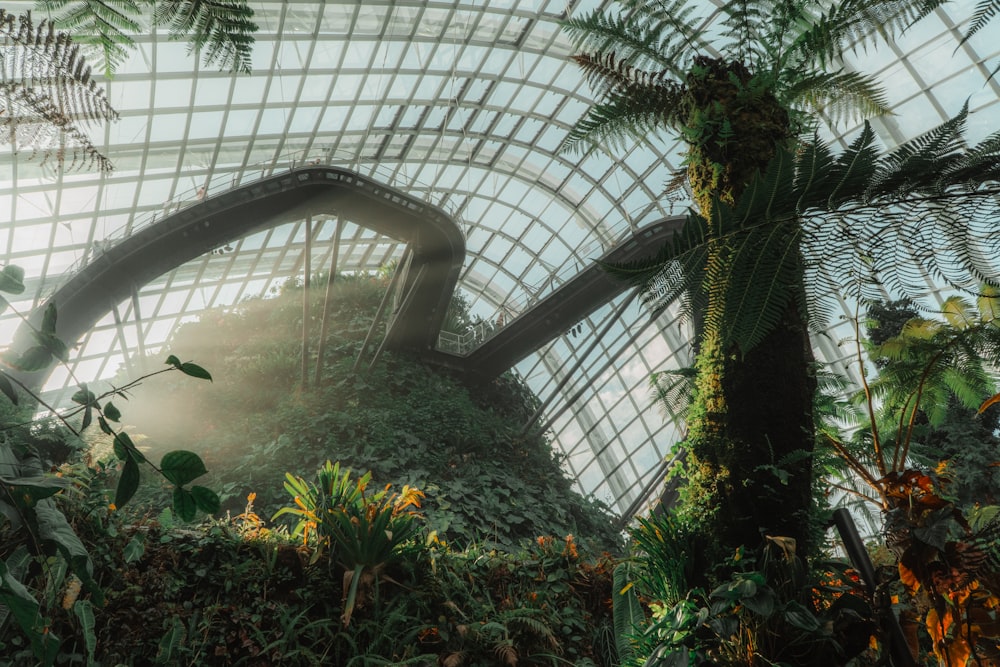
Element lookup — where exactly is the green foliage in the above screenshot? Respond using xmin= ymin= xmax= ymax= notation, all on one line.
xmin=37 ymin=0 xmax=257 ymax=74
xmin=0 ymin=264 xmax=217 ymax=663
xmin=116 ymin=274 xmax=621 ymax=552
xmin=561 ymin=0 xmax=908 ymax=154
xmin=622 ymin=516 xmax=876 ymax=667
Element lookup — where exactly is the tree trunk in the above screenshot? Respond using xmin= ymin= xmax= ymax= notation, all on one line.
xmin=673 ymin=58 xmax=817 ymax=561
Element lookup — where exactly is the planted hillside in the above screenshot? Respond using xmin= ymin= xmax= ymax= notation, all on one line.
xmin=116 ymin=272 xmax=620 ymax=551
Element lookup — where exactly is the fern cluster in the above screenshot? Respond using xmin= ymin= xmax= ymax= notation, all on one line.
xmin=37 ymin=0 xmax=257 ymax=74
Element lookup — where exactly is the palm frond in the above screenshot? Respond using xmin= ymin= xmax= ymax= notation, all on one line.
xmin=37 ymin=0 xmax=149 ymax=74
xmin=153 ymin=0 xmax=257 ymax=74
xmin=0 ymin=10 xmax=118 ymax=171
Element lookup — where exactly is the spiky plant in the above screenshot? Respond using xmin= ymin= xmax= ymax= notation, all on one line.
xmin=564 ymin=0 xmax=934 ymax=561
xmin=0 ymin=9 xmax=118 ymax=171
xmin=36 ymin=0 xmax=257 ymax=74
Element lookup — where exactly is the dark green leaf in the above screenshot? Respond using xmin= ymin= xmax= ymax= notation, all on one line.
xmin=191 ymin=486 xmax=220 ymax=514
xmin=173 ymin=487 xmax=197 ymax=522
xmin=104 ymin=401 xmax=121 ymax=422
xmin=32 ymin=331 xmax=68 ymax=362
xmin=161 ymin=450 xmax=208 ymax=486
xmin=0 ymin=374 xmax=17 ymax=405
xmin=123 ymin=534 xmax=146 ymax=564
xmin=0 ymin=265 xmax=26 ymax=294
xmin=0 ymin=475 xmax=72 ymax=505
xmin=116 ymin=458 xmax=141 ymax=507
xmin=0 ymin=559 xmax=60 ymax=662
xmin=8 ymin=346 xmax=53 ymax=372
xmin=74 ymin=599 xmax=97 ymax=663
xmin=98 ymin=416 xmax=114 ymax=436
xmin=34 ymin=499 xmax=90 ymax=570
xmin=179 ymin=362 xmax=212 ymax=381
xmin=82 ymin=405 xmax=92 ymax=431
xmin=71 ymin=386 xmax=97 ymax=407
xmin=41 ymin=303 xmax=57 ymax=335
xmin=783 ymin=601 xmax=821 ymax=631
xmin=165 ymin=355 xmax=182 ymax=368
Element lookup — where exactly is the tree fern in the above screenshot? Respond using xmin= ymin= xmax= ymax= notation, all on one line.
xmin=0 ymin=9 xmax=117 ymax=171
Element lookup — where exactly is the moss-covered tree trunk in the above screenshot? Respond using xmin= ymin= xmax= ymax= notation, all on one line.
xmin=674 ymin=58 xmax=817 ymax=560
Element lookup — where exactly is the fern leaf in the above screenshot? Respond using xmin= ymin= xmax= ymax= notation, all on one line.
xmin=38 ymin=0 xmax=148 ymax=74
xmin=154 ymin=0 xmax=257 ymax=73
xmin=0 ymin=10 xmax=117 ymax=171
xmin=612 ymin=562 xmax=645 ymax=664
xmin=961 ymin=0 xmax=1000 ymax=43
xmin=784 ymin=69 xmax=892 ymax=125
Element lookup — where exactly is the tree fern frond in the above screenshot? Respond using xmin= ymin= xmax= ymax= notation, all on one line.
xmin=0 ymin=10 xmax=117 ymax=171
xmin=961 ymin=0 xmax=1000 ymax=43
xmin=788 ymin=0 xmax=930 ymax=68
xmin=867 ymin=103 xmax=970 ymax=199
xmin=38 ymin=0 xmax=148 ymax=74
xmin=724 ymin=222 xmax=803 ymax=352
xmin=560 ymin=80 xmax=687 ymax=154
xmin=650 ymin=367 xmax=697 ymax=421
xmin=153 ymin=0 xmax=257 ymax=73
xmin=563 ymin=3 xmax=702 ymax=74
xmin=783 ymin=70 xmax=892 ymax=126
xmin=941 ymin=296 xmax=977 ymax=329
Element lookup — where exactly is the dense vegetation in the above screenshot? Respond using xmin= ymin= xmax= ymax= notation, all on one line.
xmin=0 ymin=271 xmax=624 ymax=665
xmin=114 ymin=273 xmax=620 ymax=552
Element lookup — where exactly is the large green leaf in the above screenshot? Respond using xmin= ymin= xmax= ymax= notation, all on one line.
xmin=191 ymin=486 xmax=220 ymax=514
xmin=74 ymin=599 xmax=97 ymax=664
xmin=166 ymin=355 xmax=213 ymax=381
xmin=161 ymin=450 xmax=208 ymax=486
xmin=0 ymin=373 xmax=18 ymax=405
xmin=115 ymin=458 xmax=141 ymax=507
xmin=34 ymin=499 xmax=90 ymax=565
xmin=6 ymin=346 xmax=53 ymax=372
xmin=0 ymin=559 xmax=60 ymax=665
xmin=0 ymin=474 xmax=72 ymax=505
xmin=0 ymin=265 xmax=25 ymax=294
xmin=172 ymin=487 xmax=197 ymax=522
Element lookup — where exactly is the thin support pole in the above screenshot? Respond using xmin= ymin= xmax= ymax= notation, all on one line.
xmin=370 ymin=263 xmax=426 ymax=369
xmin=110 ymin=300 xmax=134 ymax=378
xmin=313 ymin=218 xmax=342 ymax=385
xmin=300 ymin=216 xmax=312 ymax=388
xmin=833 ymin=509 xmax=917 ymax=667
xmin=353 ymin=246 xmax=412 ymax=372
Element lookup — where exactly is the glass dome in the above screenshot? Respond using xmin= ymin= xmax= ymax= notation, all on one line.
xmin=1 ymin=0 xmax=998 ymax=516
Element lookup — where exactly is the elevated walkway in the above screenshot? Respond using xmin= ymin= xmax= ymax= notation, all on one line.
xmin=15 ymin=166 xmax=683 ymax=388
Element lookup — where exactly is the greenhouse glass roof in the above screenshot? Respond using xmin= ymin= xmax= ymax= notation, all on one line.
xmin=1 ymin=0 xmax=998 ymax=516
